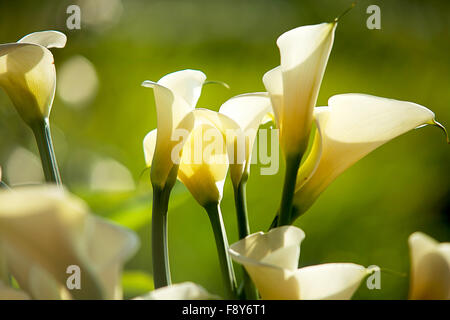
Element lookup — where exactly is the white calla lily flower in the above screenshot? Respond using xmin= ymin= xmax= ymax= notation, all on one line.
xmin=135 ymin=282 xmax=220 ymax=300
xmin=408 ymin=232 xmax=450 ymax=300
xmin=0 ymin=31 xmax=66 ymax=125
xmin=0 ymin=186 xmax=139 ymax=300
xmin=177 ymin=110 xmax=232 ymax=206
xmin=229 ymin=226 xmax=374 ymax=300
xmin=218 ymin=93 xmax=273 ymax=186
xmin=142 ymin=69 xmax=206 ymax=188
xmin=263 ymin=22 xmax=336 ymax=157
xmin=145 ymin=92 xmax=272 ymax=206
xmin=291 ymin=93 xmax=446 ymax=222
xmin=145 ymin=108 xmax=239 ymax=206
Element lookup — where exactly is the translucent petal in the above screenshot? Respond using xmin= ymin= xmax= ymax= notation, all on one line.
xmin=18 ymin=31 xmax=67 ymax=49
xmin=276 ymin=22 xmax=336 ymax=155
xmin=408 ymin=232 xmax=450 ymax=300
xmin=0 ymin=43 xmax=56 ymax=123
xmin=293 ymin=94 xmax=440 ymax=221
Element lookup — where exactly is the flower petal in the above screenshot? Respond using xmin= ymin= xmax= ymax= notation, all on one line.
xmin=86 ymin=217 xmax=139 ymax=299
xmin=18 ymin=31 xmax=67 ymax=49
xmin=157 ymin=69 xmax=206 ymax=107
xmin=262 ymin=66 xmax=283 ymax=129
xmin=142 ymin=70 xmax=206 ymax=187
xmin=219 ymin=93 xmax=273 ymax=184
xmin=276 ymin=22 xmax=336 ymax=156
xmin=0 ymin=43 xmax=56 ymax=124
xmin=143 ymin=129 xmax=157 ymax=167
xmin=177 ymin=116 xmax=229 ymax=206
xmin=135 ymin=282 xmax=220 ymax=300
xmin=292 ymin=94 xmax=441 ymax=221
xmin=294 ymin=263 xmax=371 ymax=300
xmin=0 ymin=186 xmax=138 ymax=299
xmin=408 ymin=232 xmax=450 ymax=300
xmin=229 ymin=226 xmax=304 ymax=271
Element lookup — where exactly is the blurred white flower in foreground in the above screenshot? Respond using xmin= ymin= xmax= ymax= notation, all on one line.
xmin=409 ymin=232 xmax=450 ymax=300
xmin=0 ymin=185 xmax=139 ymax=299
xmin=230 ymin=226 xmax=375 ymax=300
xmin=5 ymin=147 xmax=44 ymax=186
xmin=135 ymin=282 xmax=220 ymax=300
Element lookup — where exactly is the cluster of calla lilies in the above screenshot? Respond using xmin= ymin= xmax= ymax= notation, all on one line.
xmin=0 ymin=18 xmax=448 ymax=300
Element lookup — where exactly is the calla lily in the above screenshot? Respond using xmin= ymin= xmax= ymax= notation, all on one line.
xmin=144 ymin=105 xmax=240 ymax=296
xmin=229 ymin=226 xmax=375 ymax=300
xmin=0 ymin=186 xmax=139 ymax=300
xmin=0 ymin=30 xmax=67 ymax=184
xmin=0 ymin=31 xmax=66 ymax=125
xmin=218 ymin=93 xmax=273 ymax=187
xmin=145 ymin=108 xmax=238 ymax=206
xmin=176 ymin=109 xmax=235 ymax=206
xmin=291 ymin=93 xmax=446 ymax=222
xmin=142 ymin=69 xmax=207 ymax=188
xmin=263 ymin=22 xmax=336 ymax=157
xmin=263 ymin=22 xmax=337 ymax=227
xmin=135 ymin=282 xmax=220 ymax=300
xmin=142 ymin=69 xmax=207 ymax=288
xmin=408 ymin=232 xmax=450 ymax=300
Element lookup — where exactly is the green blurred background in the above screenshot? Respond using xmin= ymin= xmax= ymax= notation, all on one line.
xmin=0 ymin=0 xmax=449 ymax=299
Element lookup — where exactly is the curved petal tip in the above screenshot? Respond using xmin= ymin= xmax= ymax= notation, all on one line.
xmin=204 ymin=80 xmax=230 ymax=90
xmin=18 ymin=30 xmax=67 ymax=49
xmin=141 ymin=80 xmax=157 ymax=88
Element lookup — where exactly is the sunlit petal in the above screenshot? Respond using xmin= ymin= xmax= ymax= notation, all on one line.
xmin=135 ymin=282 xmax=220 ymax=300
xmin=142 ymin=70 xmax=206 ymax=187
xmin=262 ymin=67 xmax=283 ymax=129
xmin=271 ymin=22 xmax=336 ymax=156
xmin=0 ymin=43 xmax=56 ymax=124
xmin=230 ymin=226 xmax=369 ymax=300
xmin=294 ymin=263 xmax=372 ymax=300
xmin=408 ymin=232 xmax=450 ymax=300
xmin=143 ymin=129 xmax=157 ymax=167
xmin=0 ymin=186 xmax=139 ymax=300
xmin=18 ymin=30 xmax=67 ymax=49
xmin=293 ymin=94 xmax=441 ymax=221
xmin=219 ymin=93 xmax=273 ymax=184
xmin=177 ymin=111 xmax=230 ymax=206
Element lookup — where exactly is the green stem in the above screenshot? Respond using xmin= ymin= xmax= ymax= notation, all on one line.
xmin=204 ymin=202 xmax=237 ymax=299
xmin=30 ymin=118 xmax=61 ymax=185
xmin=277 ymin=154 xmax=302 ymax=226
xmin=233 ymin=180 xmax=259 ymax=299
xmin=268 ymin=211 xmax=279 ymax=230
xmin=234 ymin=180 xmax=250 ymax=240
xmin=152 ymin=185 xmax=172 ymax=288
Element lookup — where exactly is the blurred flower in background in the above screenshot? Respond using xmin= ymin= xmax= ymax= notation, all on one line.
xmin=57 ymin=55 xmax=98 ymax=108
